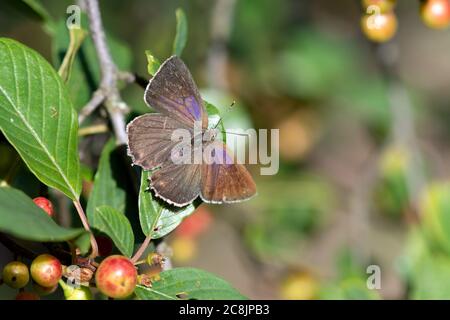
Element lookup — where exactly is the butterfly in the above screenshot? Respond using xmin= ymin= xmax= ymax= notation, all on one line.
xmin=126 ymin=55 xmax=256 ymax=207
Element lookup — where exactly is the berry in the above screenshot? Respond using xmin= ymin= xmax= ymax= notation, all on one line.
xmin=171 ymin=236 xmax=197 ymax=263
xmin=95 ymin=255 xmax=137 ymax=299
xmin=32 ymin=197 xmax=54 ymax=217
xmin=362 ymin=0 xmax=397 ymax=13
xmin=361 ymin=11 xmax=397 ymax=42
xmin=280 ymin=272 xmax=318 ymax=300
xmin=421 ymin=0 xmax=450 ymax=29
xmin=15 ymin=292 xmax=40 ymax=300
xmin=175 ymin=207 xmax=212 ymax=239
xmin=30 ymin=254 xmax=62 ymax=288
xmin=2 ymin=261 xmax=29 ymax=289
xmin=59 ymin=281 xmax=93 ymax=300
xmin=95 ymin=235 xmax=113 ymax=256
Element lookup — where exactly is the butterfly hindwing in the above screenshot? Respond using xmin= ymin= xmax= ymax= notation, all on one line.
xmin=201 ymin=141 xmax=256 ymax=203
xmin=149 ymin=146 xmax=202 ymax=207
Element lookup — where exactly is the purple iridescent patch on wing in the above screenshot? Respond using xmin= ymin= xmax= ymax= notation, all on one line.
xmin=206 ymin=141 xmax=234 ymax=165
xmin=184 ymin=96 xmax=202 ymax=120
xmin=143 ymin=56 xmax=206 ymax=127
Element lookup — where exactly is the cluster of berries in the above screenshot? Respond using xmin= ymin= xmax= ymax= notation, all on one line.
xmin=361 ymin=0 xmax=450 ymax=43
xmin=1 ymin=197 xmax=141 ymax=299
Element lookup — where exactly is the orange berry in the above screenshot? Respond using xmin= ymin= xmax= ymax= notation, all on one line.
xmin=361 ymin=11 xmax=398 ymax=42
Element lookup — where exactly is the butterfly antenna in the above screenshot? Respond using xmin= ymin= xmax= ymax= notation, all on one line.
xmin=213 ymin=117 xmax=224 ymax=130
xmin=213 ymin=100 xmax=237 ymax=129
xmin=221 ymin=131 xmax=249 ymax=137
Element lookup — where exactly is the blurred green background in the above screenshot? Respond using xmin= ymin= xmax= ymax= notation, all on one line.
xmin=2 ymin=0 xmax=450 ymax=299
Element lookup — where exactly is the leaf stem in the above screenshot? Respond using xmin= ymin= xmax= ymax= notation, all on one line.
xmin=73 ymin=199 xmax=98 ymax=258
xmin=131 ymin=234 xmax=152 ymax=264
xmin=78 ymin=123 xmax=109 ymax=136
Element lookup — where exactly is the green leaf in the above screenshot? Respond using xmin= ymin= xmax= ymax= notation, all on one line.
xmin=5 ymin=0 xmax=56 ymax=33
xmin=73 ymin=231 xmax=91 ymax=255
xmin=58 ymin=26 xmax=87 ymax=83
xmin=135 ymin=268 xmax=246 ymax=300
xmin=139 ymin=171 xmax=195 ymax=238
xmin=0 ymin=38 xmax=82 ymax=200
xmin=145 ymin=50 xmax=161 ymax=76
xmin=52 ymin=16 xmax=132 ymax=110
xmin=0 ymin=186 xmax=84 ymax=241
xmin=319 ymin=278 xmax=380 ymax=300
xmin=172 ymin=8 xmax=188 ymax=57
xmin=92 ymin=206 xmax=134 ymax=257
xmin=87 ymin=139 xmax=126 ymax=225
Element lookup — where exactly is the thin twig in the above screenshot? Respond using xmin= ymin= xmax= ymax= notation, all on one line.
xmin=73 ymin=199 xmax=98 ymax=258
xmin=131 ymin=234 xmax=152 ymax=264
xmin=207 ymin=0 xmax=237 ymax=90
xmin=82 ymin=0 xmax=129 ymax=145
xmin=78 ymin=89 xmax=105 ymax=123
xmin=376 ymin=43 xmax=426 ymax=215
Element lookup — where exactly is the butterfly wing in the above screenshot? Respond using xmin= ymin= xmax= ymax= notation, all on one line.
xmin=126 ymin=113 xmax=186 ymax=170
xmin=201 ymin=141 xmax=256 ymax=203
xmin=149 ymin=160 xmax=202 ymax=207
xmin=144 ymin=56 xmax=208 ymax=129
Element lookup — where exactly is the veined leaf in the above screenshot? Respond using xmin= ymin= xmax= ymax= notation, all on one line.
xmin=87 ymin=139 xmax=126 ymax=226
xmin=173 ymin=8 xmax=188 ymax=57
xmin=93 ymin=206 xmax=134 ymax=257
xmin=0 ymin=38 xmax=82 ymax=200
xmin=0 ymin=186 xmax=84 ymax=241
xmin=135 ymin=268 xmax=246 ymax=300
xmin=139 ymin=170 xmax=195 ymax=238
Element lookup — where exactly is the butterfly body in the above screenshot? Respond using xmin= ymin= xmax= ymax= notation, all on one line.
xmin=127 ymin=56 xmax=256 ymax=207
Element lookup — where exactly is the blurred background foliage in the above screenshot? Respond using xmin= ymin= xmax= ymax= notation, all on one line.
xmin=2 ymin=0 xmax=450 ymax=299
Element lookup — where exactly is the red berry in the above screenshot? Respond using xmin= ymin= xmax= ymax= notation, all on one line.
xmin=421 ymin=0 xmax=450 ymax=29
xmin=32 ymin=197 xmax=54 ymax=217
xmin=95 ymin=235 xmax=113 ymax=256
xmin=95 ymin=255 xmax=137 ymax=299
xmin=2 ymin=261 xmax=29 ymax=289
xmin=15 ymin=292 xmax=40 ymax=300
xmin=30 ymin=254 xmax=62 ymax=288
xmin=175 ymin=207 xmax=213 ymax=239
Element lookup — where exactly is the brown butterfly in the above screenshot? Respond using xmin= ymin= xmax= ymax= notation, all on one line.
xmin=126 ymin=56 xmax=256 ymax=207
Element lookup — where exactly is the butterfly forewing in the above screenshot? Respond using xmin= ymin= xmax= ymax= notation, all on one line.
xmin=126 ymin=113 xmax=185 ymax=170
xmin=144 ymin=56 xmax=208 ymax=129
